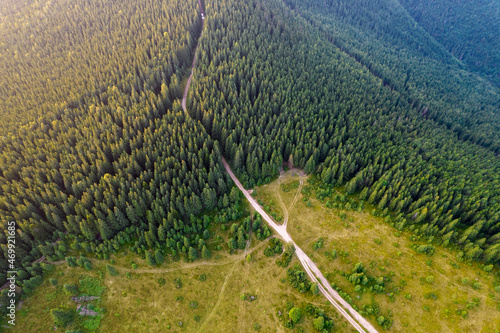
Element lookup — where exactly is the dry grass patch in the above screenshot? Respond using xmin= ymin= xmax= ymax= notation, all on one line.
xmin=255 ymin=171 xmax=500 ymax=333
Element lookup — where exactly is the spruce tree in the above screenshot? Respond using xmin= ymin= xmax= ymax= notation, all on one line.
xmin=155 ymin=249 xmax=164 ymax=265
xmin=146 ymin=252 xmax=156 ymax=266
xmin=201 ymin=245 xmax=211 ymax=259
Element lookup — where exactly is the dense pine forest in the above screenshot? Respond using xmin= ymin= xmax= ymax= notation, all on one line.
xmin=399 ymin=0 xmax=500 ymax=87
xmin=284 ymin=0 xmax=500 ymax=153
xmin=0 ymin=0 xmax=201 ymax=134
xmin=189 ymin=0 xmax=500 ymax=263
xmin=0 ymin=0 xmax=234 ymax=292
xmin=0 ymin=0 xmax=499 ymax=316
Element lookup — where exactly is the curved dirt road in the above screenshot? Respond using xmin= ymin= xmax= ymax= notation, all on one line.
xmin=222 ymin=158 xmax=378 ymax=333
xmin=180 ymin=1 xmax=377 ymax=331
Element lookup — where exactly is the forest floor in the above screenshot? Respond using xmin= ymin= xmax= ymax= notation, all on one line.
xmin=254 ymin=171 xmax=500 ymax=333
xmin=11 ymin=221 xmax=358 ymax=333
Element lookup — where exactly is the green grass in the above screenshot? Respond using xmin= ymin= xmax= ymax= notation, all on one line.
xmin=12 ymin=203 xmax=356 ymax=333
xmin=255 ymin=171 xmax=500 ymax=333
xmin=79 ymin=276 xmax=105 ymax=296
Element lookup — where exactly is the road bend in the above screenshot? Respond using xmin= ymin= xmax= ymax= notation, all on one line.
xmin=181 ymin=1 xmax=378 ymax=331
xmin=222 ymin=158 xmax=378 ymax=333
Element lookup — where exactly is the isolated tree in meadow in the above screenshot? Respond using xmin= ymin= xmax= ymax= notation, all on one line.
xmin=289 ymin=307 xmax=301 ymax=323
xmin=106 ymin=264 xmax=118 ymax=276
xmin=313 ymin=316 xmax=325 ymax=330
xmin=50 ymin=308 xmax=74 ymax=327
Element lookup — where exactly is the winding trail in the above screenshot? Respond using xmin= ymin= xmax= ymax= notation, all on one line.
xmin=279 ymin=175 xmax=304 ymax=229
xmin=197 ymin=227 xmax=253 ymax=333
xmin=182 ymin=0 xmax=205 ymax=113
xmin=196 ymin=259 xmax=238 ymax=333
xmin=222 ymin=158 xmax=378 ymax=333
xmin=275 ymin=177 xmax=288 ymax=224
xmin=180 ymin=1 xmax=377 ymax=331
xmin=82 ymin=237 xmax=271 ymax=275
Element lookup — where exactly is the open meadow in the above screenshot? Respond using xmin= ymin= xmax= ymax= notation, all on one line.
xmin=12 ymin=207 xmax=356 ymax=333
xmin=254 ymin=170 xmax=500 ymax=333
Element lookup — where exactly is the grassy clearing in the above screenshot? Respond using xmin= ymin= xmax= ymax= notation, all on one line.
xmin=13 ymin=241 xmax=352 ymax=333
xmin=12 ymin=264 xmax=106 ymax=332
xmin=255 ymin=171 xmax=500 ymax=333
xmin=12 ymin=202 xmax=355 ymax=333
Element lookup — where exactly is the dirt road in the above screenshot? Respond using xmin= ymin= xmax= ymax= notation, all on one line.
xmin=222 ymin=158 xmax=378 ymax=333
xmin=181 ymin=0 xmax=377 ymax=331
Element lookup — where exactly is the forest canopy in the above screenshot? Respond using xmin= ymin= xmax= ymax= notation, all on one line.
xmin=0 ymin=0 xmax=499 ymax=296
xmin=190 ymin=0 xmax=500 ymax=264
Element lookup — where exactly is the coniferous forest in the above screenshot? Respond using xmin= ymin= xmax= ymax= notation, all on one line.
xmin=0 ymin=0 xmax=499 ymax=323
xmin=190 ymin=0 xmax=499 ymax=263
xmin=0 ymin=0 xmax=234 ymax=291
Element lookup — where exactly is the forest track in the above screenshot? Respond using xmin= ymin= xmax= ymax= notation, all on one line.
xmin=182 ymin=0 xmax=205 ymax=113
xmin=284 ymin=177 xmax=303 ymax=229
xmin=222 ymin=157 xmax=378 ymax=333
xmin=94 ymin=238 xmax=270 ymax=275
xmin=236 ymin=237 xmax=252 ymax=332
xmin=276 ymin=177 xmax=289 ymax=227
xmin=181 ymin=1 xmax=376 ymax=331
xmin=197 ymin=235 xmax=253 ymax=332
xmin=196 ymin=258 xmax=238 ymax=333
xmin=276 ymin=175 xmax=303 ymax=230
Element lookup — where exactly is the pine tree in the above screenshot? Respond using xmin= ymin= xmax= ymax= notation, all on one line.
xmin=106 ymin=264 xmax=119 ymax=276
xmin=146 ymin=252 xmax=156 ymax=266
xmin=155 ymin=249 xmax=164 ymax=265
xmin=98 ymin=219 xmax=113 ymax=240
xmin=145 ymin=230 xmax=156 ymax=248
xmin=237 ymin=228 xmax=246 ymax=249
xmin=158 ymin=226 xmax=166 ymax=243
xmin=202 ymin=187 xmax=216 ymax=210
xmin=201 ymin=245 xmax=211 ymax=259
xmin=126 ymin=203 xmax=138 ymax=225
xmin=203 ymin=229 xmax=210 ymax=239
xmin=188 ymin=247 xmax=198 ymax=261
xmin=305 ymin=155 xmax=316 ymax=174
xmin=229 ymin=187 xmax=240 ymax=203
xmin=223 ymin=194 xmax=230 ymax=208
xmin=228 ymin=238 xmax=237 ymax=252
xmin=114 ymin=207 xmax=130 ymax=229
